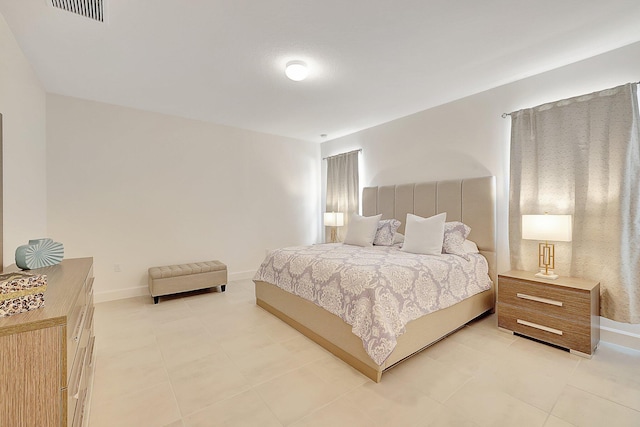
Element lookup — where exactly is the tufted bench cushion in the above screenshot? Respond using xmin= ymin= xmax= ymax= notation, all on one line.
xmin=148 ymin=260 xmax=227 ymax=304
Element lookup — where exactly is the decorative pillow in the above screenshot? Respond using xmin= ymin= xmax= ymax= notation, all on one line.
xmin=374 ymin=219 xmax=401 ymax=246
xmin=442 ymin=221 xmax=472 ymax=260
xmin=393 ymin=232 xmax=405 ymax=244
xmin=401 ymin=213 xmax=447 ymax=255
xmin=344 ymin=213 xmax=382 ymax=247
xmin=462 ymin=239 xmax=479 ymax=254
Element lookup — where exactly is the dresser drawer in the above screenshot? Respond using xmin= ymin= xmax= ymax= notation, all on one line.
xmin=71 ymin=387 xmax=88 ymax=427
xmin=68 ymin=334 xmax=94 ymax=427
xmin=498 ymin=277 xmax=590 ymax=323
xmin=67 ymin=300 xmax=88 ymax=383
xmin=66 ymin=290 xmax=86 ymax=344
xmin=67 ymin=345 xmax=86 ymax=426
xmin=66 ymin=272 xmax=93 ymax=384
xmin=498 ymin=303 xmax=592 ymax=354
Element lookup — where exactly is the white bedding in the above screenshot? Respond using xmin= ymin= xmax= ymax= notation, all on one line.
xmin=254 ymin=243 xmax=492 ymax=365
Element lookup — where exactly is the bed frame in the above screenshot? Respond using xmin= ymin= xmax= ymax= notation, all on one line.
xmin=255 ymin=176 xmax=496 ymax=382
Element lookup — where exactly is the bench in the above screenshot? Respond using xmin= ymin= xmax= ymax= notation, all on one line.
xmin=148 ymin=260 xmax=227 ymax=304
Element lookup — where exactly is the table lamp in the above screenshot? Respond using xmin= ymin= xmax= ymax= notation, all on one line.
xmin=522 ymin=214 xmax=572 ymax=279
xmin=324 ymin=212 xmax=344 ymax=243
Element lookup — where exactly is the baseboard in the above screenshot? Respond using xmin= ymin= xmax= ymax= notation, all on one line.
xmin=94 ymin=285 xmax=149 ymax=303
xmin=94 ymin=270 xmax=257 ymax=303
xmin=600 ymin=317 xmax=640 ymax=352
xmin=229 ymin=270 xmax=257 ymax=281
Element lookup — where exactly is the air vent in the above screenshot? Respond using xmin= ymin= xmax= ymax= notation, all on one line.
xmin=50 ymin=0 xmax=104 ymax=22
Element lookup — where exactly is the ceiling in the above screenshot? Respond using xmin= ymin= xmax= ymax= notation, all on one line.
xmin=1 ymin=1 xmax=640 ymax=143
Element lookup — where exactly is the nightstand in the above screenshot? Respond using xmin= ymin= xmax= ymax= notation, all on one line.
xmin=497 ymin=270 xmax=600 ymax=357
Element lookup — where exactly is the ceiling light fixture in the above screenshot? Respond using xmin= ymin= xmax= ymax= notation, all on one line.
xmin=285 ymin=60 xmax=309 ymax=81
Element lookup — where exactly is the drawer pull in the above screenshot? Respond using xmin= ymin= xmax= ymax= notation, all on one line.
xmin=87 ymin=277 xmax=95 ymax=296
xmin=70 ymin=347 xmax=86 ymax=399
xmin=87 ymin=335 xmax=96 ymax=368
xmin=517 ymin=293 xmax=563 ymax=307
xmin=517 ymin=319 xmax=563 ymax=335
xmin=73 ymin=307 xmax=86 ymax=342
xmin=85 ymin=305 xmax=95 ymax=331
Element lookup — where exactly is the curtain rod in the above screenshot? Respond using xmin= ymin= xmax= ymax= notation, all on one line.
xmin=501 ymin=80 xmax=640 ymax=118
xmin=323 ymin=148 xmax=362 ymax=160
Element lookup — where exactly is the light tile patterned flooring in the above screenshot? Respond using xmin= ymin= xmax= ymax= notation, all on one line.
xmin=89 ymin=279 xmax=640 ymax=427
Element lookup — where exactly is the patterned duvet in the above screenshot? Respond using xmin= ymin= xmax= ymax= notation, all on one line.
xmin=254 ymin=243 xmax=492 ymax=365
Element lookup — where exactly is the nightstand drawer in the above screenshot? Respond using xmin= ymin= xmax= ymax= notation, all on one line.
xmin=498 ymin=303 xmax=592 ymax=354
xmin=498 ymin=277 xmax=590 ymax=322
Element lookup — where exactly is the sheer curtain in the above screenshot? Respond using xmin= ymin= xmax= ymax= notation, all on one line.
xmin=326 ymin=150 xmax=359 ymax=242
xmin=510 ymin=83 xmax=640 ymax=323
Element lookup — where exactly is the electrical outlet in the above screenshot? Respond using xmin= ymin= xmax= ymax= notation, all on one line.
xmin=114 ymin=264 xmax=121 ymax=272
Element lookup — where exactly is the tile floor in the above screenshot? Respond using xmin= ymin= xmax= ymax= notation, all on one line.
xmin=88 ymin=279 xmax=640 ymax=427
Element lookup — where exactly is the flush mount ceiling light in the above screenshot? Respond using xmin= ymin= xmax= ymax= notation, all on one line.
xmin=285 ymin=60 xmax=309 ymax=81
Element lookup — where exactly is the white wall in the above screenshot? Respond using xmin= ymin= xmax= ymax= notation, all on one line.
xmin=0 ymin=13 xmax=48 ymax=268
xmin=321 ymin=40 xmax=640 ymax=276
xmin=47 ymin=95 xmax=320 ymax=301
xmin=321 ymin=40 xmax=640 ymax=347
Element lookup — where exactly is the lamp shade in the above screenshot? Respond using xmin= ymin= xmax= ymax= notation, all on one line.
xmin=522 ymin=215 xmax=572 ymax=242
xmin=324 ymin=212 xmax=344 ymax=227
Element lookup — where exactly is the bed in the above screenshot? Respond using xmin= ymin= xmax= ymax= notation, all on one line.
xmin=254 ymin=176 xmax=496 ymax=382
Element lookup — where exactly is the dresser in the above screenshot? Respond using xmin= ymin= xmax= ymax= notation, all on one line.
xmin=497 ymin=270 xmax=599 ymax=357
xmin=0 ymin=258 xmax=95 ymax=427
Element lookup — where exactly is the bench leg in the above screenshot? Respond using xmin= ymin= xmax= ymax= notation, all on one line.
xmin=153 ymin=296 xmax=159 ymax=304
xmin=221 ymin=285 xmax=226 ymax=292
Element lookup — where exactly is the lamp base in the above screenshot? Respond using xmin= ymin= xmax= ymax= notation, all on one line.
xmin=535 ymin=271 xmax=559 ymax=280
xmin=330 ymin=227 xmax=338 ymax=243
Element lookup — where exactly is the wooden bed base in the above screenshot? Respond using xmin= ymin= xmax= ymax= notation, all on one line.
xmin=255 ymin=279 xmax=494 ymax=382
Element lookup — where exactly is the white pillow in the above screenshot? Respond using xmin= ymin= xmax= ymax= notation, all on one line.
xmin=462 ymin=239 xmax=479 ymax=254
xmin=393 ymin=232 xmax=405 ymax=244
xmin=401 ymin=213 xmax=447 ymax=255
xmin=344 ymin=214 xmax=382 ymax=247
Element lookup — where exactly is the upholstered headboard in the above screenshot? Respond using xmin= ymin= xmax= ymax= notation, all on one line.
xmin=362 ymin=176 xmax=497 ymax=283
